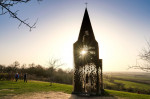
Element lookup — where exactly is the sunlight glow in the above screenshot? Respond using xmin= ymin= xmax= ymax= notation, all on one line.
xmin=80 ymin=50 xmax=87 ymax=55
xmin=0 ymin=1 xmax=149 ymax=72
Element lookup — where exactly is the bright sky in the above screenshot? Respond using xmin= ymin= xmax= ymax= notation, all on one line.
xmin=0 ymin=0 xmax=150 ymax=72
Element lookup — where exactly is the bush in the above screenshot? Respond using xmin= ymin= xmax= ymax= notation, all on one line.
xmin=0 ymin=73 xmax=10 ymax=80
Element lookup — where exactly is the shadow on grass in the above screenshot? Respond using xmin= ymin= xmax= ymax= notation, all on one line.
xmin=0 ymin=94 xmax=15 ymax=99
xmin=0 ymin=88 xmax=20 ymax=98
xmin=7 ymin=88 xmax=19 ymax=89
xmin=69 ymin=90 xmax=117 ymax=99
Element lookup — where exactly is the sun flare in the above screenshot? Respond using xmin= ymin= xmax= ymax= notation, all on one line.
xmin=80 ymin=50 xmax=87 ymax=55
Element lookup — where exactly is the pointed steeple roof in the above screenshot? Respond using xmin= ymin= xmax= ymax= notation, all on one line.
xmin=78 ymin=8 xmax=95 ymax=42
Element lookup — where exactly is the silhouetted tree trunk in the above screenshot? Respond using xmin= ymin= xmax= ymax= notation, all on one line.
xmin=48 ymin=58 xmax=64 ymax=86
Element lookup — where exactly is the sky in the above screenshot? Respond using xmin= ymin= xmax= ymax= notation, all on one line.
xmin=0 ymin=0 xmax=150 ymax=72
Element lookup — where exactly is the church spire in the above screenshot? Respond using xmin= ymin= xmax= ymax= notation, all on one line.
xmin=85 ymin=2 xmax=88 ymax=8
xmin=78 ymin=8 xmax=95 ymax=42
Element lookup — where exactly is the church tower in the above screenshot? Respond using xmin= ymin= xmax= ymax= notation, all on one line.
xmin=73 ymin=8 xmax=103 ymax=95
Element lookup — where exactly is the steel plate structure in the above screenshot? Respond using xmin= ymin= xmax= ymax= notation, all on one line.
xmin=73 ymin=8 xmax=103 ymax=95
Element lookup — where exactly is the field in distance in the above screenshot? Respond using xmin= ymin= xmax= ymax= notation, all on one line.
xmin=103 ymin=72 xmax=150 ymax=94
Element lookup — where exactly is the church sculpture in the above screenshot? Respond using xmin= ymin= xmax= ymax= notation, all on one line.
xmin=73 ymin=8 xmax=103 ymax=95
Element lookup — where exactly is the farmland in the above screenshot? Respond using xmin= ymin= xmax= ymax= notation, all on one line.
xmin=103 ymin=72 xmax=150 ymax=94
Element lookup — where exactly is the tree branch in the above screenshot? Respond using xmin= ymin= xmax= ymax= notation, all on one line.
xmin=48 ymin=58 xmax=65 ymax=69
xmin=0 ymin=0 xmax=42 ymax=31
xmin=128 ymin=39 xmax=150 ymax=72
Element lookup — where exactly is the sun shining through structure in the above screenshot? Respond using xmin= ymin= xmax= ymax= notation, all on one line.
xmin=80 ymin=50 xmax=87 ymax=55
xmin=73 ymin=8 xmax=103 ymax=96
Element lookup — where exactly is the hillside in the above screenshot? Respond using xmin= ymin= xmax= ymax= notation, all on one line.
xmin=0 ymin=80 xmax=150 ymax=99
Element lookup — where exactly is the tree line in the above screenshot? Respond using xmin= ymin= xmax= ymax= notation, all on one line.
xmin=0 ymin=61 xmax=73 ymax=85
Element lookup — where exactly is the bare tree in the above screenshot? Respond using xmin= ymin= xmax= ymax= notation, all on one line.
xmin=0 ymin=0 xmax=42 ymax=31
xmin=129 ymin=40 xmax=150 ymax=72
xmin=48 ymin=58 xmax=65 ymax=86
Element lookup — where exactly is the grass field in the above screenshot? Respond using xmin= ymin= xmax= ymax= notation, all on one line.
xmin=106 ymin=89 xmax=150 ymax=99
xmin=104 ymin=72 xmax=150 ymax=84
xmin=104 ymin=79 xmax=116 ymax=86
xmin=114 ymin=79 xmax=150 ymax=90
xmin=0 ymin=80 xmax=72 ymax=97
xmin=0 ymin=80 xmax=150 ymax=99
xmin=104 ymin=72 xmax=150 ymax=93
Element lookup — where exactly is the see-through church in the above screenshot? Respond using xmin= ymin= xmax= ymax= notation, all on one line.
xmin=73 ymin=8 xmax=104 ymax=95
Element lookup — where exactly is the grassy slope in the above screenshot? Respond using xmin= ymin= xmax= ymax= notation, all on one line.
xmin=115 ymin=80 xmax=150 ymax=90
xmin=104 ymin=79 xmax=116 ymax=86
xmin=0 ymin=80 xmax=150 ymax=99
xmin=107 ymin=72 xmax=150 ymax=84
xmin=0 ymin=80 xmax=72 ymax=97
xmin=106 ymin=89 xmax=150 ymax=99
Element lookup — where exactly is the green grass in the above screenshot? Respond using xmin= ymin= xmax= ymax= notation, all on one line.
xmin=105 ymin=89 xmax=150 ymax=99
xmin=103 ymin=79 xmax=116 ymax=86
xmin=105 ymin=72 xmax=150 ymax=84
xmin=114 ymin=80 xmax=150 ymax=90
xmin=0 ymin=80 xmax=150 ymax=99
xmin=0 ymin=80 xmax=72 ymax=97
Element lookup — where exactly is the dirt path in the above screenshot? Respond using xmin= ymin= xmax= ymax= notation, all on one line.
xmin=2 ymin=91 xmax=118 ymax=99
